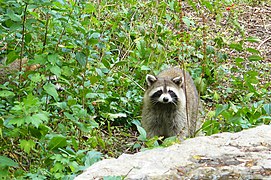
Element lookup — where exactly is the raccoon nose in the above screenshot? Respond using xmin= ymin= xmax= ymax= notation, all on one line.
xmin=163 ymin=97 xmax=169 ymax=103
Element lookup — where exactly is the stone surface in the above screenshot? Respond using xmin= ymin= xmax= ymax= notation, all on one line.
xmin=76 ymin=125 xmax=271 ymax=179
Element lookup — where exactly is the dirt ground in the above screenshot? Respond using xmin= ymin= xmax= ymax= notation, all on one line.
xmin=238 ymin=3 xmax=271 ymax=60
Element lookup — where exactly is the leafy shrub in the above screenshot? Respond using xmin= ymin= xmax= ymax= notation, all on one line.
xmin=0 ymin=0 xmax=270 ymax=179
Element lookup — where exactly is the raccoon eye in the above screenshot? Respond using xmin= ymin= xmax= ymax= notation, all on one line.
xmin=168 ymin=90 xmax=174 ymax=95
xmin=168 ymin=90 xmax=177 ymax=99
xmin=151 ymin=90 xmax=163 ymax=99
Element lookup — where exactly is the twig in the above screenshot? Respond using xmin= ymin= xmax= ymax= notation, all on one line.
xmin=122 ymin=73 xmax=145 ymax=91
xmin=257 ymin=36 xmax=271 ymax=50
xmin=42 ymin=12 xmax=50 ymax=52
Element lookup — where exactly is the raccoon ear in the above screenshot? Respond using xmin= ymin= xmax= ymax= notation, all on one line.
xmin=172 ymin=76 xmax=184 ymax=87
xmin=146 ymin=74 xmax=157 ymax=86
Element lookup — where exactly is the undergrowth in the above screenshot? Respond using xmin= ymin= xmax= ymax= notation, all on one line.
xmin=0 ymin=0 xmax=270 ymax=179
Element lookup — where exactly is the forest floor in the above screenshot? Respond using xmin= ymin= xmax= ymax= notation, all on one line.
xmin=101 ymin=2 xmax=271 ymax=158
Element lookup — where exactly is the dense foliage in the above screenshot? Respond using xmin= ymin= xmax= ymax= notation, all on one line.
xmin=0 ymin=0 xmax=270 ymax=179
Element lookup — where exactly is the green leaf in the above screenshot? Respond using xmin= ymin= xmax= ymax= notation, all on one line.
xmin=132 ymin=120 xmax=147 ymax=141
xmin=84 ymin=151 xmax=102 ymax=167
xmin=105 ymin=113 xmax=127 ymax=120
xmin=182 ymin=16 xmax=194 ymax=28
xmin=48 ymin=54 xmax=59 ymax=64
xmin=50 ymin=65 xmax=62 ymax=77
xmin=215 ymin=104 xmax=229 ymax=117
xmin=8 ymin=117 xmax=25 ymax=127
xmin=25 ymin=33 xmax=32 ymax=44
xmin=248 ymin=55 xmax=262 ymax=61
xmin=245 ymin=36 xmax=261 ymax=43
xmin=230 ymin=102 xmax=238 ymax=113
xmin=43 ymin=83 xmax=59 ymax=101
xmin=263 ymin=103 xmax=271 ymax=115
xmin=162 ymin=136 xmax=180 ymax=147
xmin=31 ymin=112 xmax=49 ymax=128
xmin=19 ymin=139 xmax=35 ymax=154
xmin=136 ymin=125 xmax=147 ymax=141
xmin=235 ymin=57 xmax=244 ymax=63
xmin=246 ymin=48 xmax=260 ymax=54
xmin=85 ymin=3 xmax=96 ymax=13
xmin=103 ymin=176 xmax=122 ymax=180
xmin=48 ymin=135 xmax=67 ymax=150
xmin=140 ymin=65 xmax=151 ymax=71
xmin=7 ymin=51 xmax=19 ymax=64
xmin=90 ymin=32 xmax=100 ymax=39
xmin=229 ymin=43 xmax=243 ymax=52
xmin=7 ymin=8 xmax=21 ymax=22
xmin=0 ymin=156 xmax=18 ymax=167
xmin=0 ymin=90 xmax=15 ymax=98
xmin=34 ymin=54 xmax=47 ymax=65
xmin=75 ymin=52 xmax=87 ymax=67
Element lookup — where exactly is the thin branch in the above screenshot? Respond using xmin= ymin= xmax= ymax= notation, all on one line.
xmin=20 ymin=4 xmax=28 ymax=72
xmin=42 ymin=12 xmax=50 ymax=52
xmin=257 ymin=36 xmax=271 ymax=50
xmin=122 ymin=73 xmax=145 ymax=91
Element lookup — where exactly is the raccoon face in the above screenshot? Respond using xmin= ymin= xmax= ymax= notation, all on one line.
xmin=146 ymin=74 xmax=184 ymax=105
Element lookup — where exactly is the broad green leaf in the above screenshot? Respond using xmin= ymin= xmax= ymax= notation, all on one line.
xmin=69 ymin=161 xmax=79 ymax=172
xmin=84 ymin=151 xmax=102 ymax=167
xmin=0 ymin=90 xmax=15 ymax=98
xmin=34 ymin=54 xmax=47 ymax=65
xmin=215 ymin=104 xmax=229 ymax=117
xmin=75 ymin=52 xmax=87 ymax=67
xmin=140 ymin=65 xmax=151 ymax=71
xmin=132 ymin=120 xmax=147 ymax=141
xmin=71 ymin=137 xmax=78 ymax=151
xmin=31 ymin=112 xmax=49 ymax=128
xmin=50 ymin=65 xmax=61 ymax=77
xmin=43 ymin=83 xmax=59 ymax=101
xmin=7 ymin=51 xmax=19 ymax=64
xmin=25 ymin=115 xmax=35 ymax=125
xmin=48 ymin=135 xmax=67 ymax=150
xmin=25 ymin=33 xmax=32 ymax=44
xmin=7 ymin=8 xmax=21 ymax=22
xmin=95 ymin=68 xmax=103 ymax=76
xmin=89 ymin=76 xmax=99 ymax=84
xmin=8 ymin=117 xmax=25 ymax=127
xmin=248 ymin=55 xmax=262 ymax=61
xmin=136 ymin=125 xmax=147 ymax=141
xmin=48 ymin=54 xmax=59 ymax=64
xmin=19 ymin=139 xmax=35 ymax=154
xmin=85 ymin=3 xmax=96 ymax=13
xmin=0 ymin=156 xmax=18 ymax=167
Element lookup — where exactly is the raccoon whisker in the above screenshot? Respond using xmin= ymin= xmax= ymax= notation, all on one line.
xmin=171 ymin=101 xmax=178 ymax=107
xmin=151 ymin=100 xmax=159 ymax=105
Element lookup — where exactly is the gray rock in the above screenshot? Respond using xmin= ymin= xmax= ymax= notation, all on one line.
xmin=76 ymin=125 xmax=271 ymax=180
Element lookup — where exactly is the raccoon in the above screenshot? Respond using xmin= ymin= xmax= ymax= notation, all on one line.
xmin=141 ymin=67 xmax=199 ymax=139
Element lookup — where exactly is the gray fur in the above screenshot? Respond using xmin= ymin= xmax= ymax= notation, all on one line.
xmin=142 ymin=67 xmax=199 ymax=138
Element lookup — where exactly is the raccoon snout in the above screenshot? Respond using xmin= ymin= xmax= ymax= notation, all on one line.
xmin=163 ymin=97 xmax=169 ymax=103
